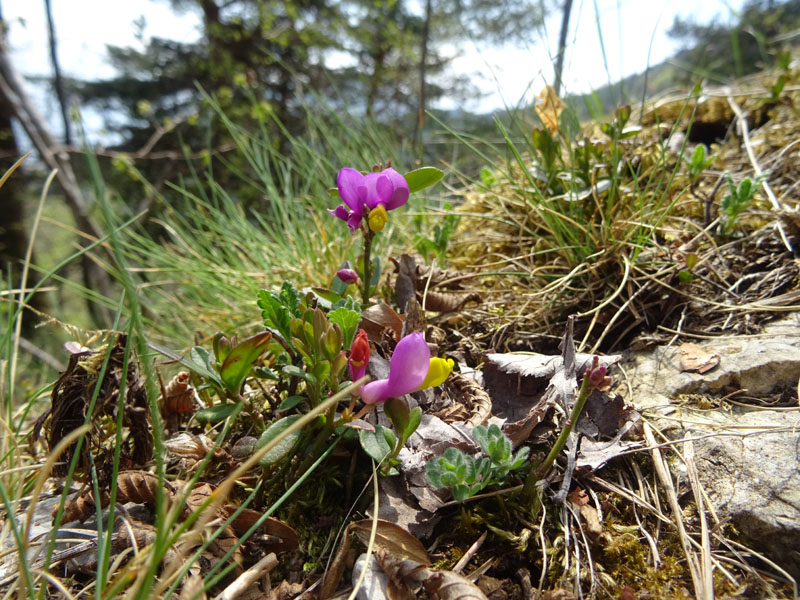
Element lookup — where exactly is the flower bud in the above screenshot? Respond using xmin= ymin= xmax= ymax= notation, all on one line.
xmin=336 ymin=268 xmax=360 ymax=285
xmin=349 ymin=329 xmax=370 ymax=382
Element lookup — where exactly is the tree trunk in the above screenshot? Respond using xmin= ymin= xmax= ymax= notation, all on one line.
xmin=0 ymin=18 xmax=115 ymax=326
xmin=553 ymin=0 xmax=573 ymax=97
xmin=44 ymin=0 xmax=71 ymax=144
xmin=413 ymin=0 xmax=432 ymax=162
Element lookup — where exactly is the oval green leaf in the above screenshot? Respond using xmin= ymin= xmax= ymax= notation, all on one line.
xmin=257 ymin=415 xmax=302 ymax=467
xmin=195 ymin=403 xmax=240 ymax=424
xmin=403 ymin=167 xmax=444 ymax=194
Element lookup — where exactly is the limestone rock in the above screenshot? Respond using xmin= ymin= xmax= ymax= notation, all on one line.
xmin=621 ymin=315 xmax=800 ymax=578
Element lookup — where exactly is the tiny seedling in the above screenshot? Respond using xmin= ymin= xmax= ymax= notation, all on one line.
xmin=426 ymin=424 xmax=529 ymax=501
xmin=685 ymin=144 xmax=715 ymax=183
xmin=720 ymin=173 xmax=765 ymax=234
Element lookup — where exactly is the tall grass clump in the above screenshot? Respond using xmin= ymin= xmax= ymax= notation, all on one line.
xmin=438 ymin=83 xmax=703 ymax=350
xmin=113 ymin=92 xmax=433 ymax=345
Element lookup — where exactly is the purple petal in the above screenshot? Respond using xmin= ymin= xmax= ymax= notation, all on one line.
xmin=337 ymin=268 xmax=360 ymax=284
xmin=381 ymin=168 xmax=410 ymax=210
xmin=346 ymin=212 xmax=363 ymax=233
xmin=362 ymin=172 xmax=384 ymax=209
xmin=350 ymin=362 xmax=366 ymax=383
xmin=361 ymin=379 xmax=390 ymax=405
xmin=337 ymin=168 xmax=368 ymax=214
xmin=384 ymin=332 xmax=430 ymax=397
xmin=328 ymin=205 xmax=349 ymax=221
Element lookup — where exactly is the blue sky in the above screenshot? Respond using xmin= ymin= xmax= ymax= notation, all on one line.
xmin=3 ymin=0 xmax=745 ymax=138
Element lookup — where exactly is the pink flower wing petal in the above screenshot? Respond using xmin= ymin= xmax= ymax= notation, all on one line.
xmin=382 ymin=168 xmax=410 ymax=210
xmin=384 ymin=332 xmax=430 ymax=396
xmin=337 ymin=168 xmax=367 ymax=213
xmin=328 ymin=205 xmax=349 ymax=221
xmin=361 ymin=379 xmax=390 ymax=405
xmin=362 ymin=171 xmax=383 ymax=209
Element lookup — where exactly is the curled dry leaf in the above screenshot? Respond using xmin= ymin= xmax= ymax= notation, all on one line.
xmin=372 ymin=548 xmax=489 ymax=600
xmin=57 ymin=470 xmax=176 ymax=522
xmin=182 ymin=482 xmax=243 ymax=572
xmin=361 ymin=303 xmax=404 ymax=342
xmin=321 ymin=519 xmax=429 ymax=599
xmin=160 ymin=371 xmax=197 ymax=415
xmin=220 ymin=506 xmax=299 ymax=553
xmin=34 ymin=334 xmax=153 ymax=478
xmin=679 ymin=342 xmax=721 ymax=373
xmin=434 ymin=371 xmax=491 ymax=427
xmin=567 ymin=488 xmax=606 ymax=544
xmin=164 ymin=432 xmax=232 ymax=473
xmin=350 ymin=519 xmax=430 ymax=565
xmin=535 ymin=85 xmax=566 ymax=135
xmin=392 ymin=254 xmax=418 ymax=312
xmin=419 ymin=290 xmax=481 ymax=314
xmin=424 ymin=571 xmax=490 ymax=600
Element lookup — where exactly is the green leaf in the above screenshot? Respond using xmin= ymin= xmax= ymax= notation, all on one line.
xmin=278 ymin=395 xmax=306 ymax=411
xmin=257 ymin=290 xmax=292 ymax=342
xmin=149 ymin=342 xmax=223 ymax=388
xmin=452 ymin=485 xmax=471 ymax=502
xmin=359 ymin=425 xmax=395 ymax=464
xmin=385 ymin=397 xmax=410 ymax=436
xmin=212 ymin=332 xmax=232 ymax=363
xmin=195 ymin=403 xmax=240 ymax=424
xmin=369 ymin=256 xmax=381 ymax=290
xmin=282 ymin=364 xmax=315 ymax=384
xmin=331 ymin=275 xmax=348 ymax=297
xmin=406 ymin=407 xmax=422 ymax=440
xmin=219 ymin=332 xmax=272 ymax=395
xmin=328 ymin=306 xmax=361 ymax=349
xmin=472 ymin=425 xmax=490 ymax=455
xmin=311 ymin=287 xmax=342 ymax=306
xmin=403 ymin=167 xmax=444 ymax=194
xmin=278 ymin=281 xmax=302 ymax=316
xmin=678 ymin=270 xmax=694 ymax=284
xmin=253 ymin=366 xmax=279 ymax=380
xmin=509 ymin=446 xmax=530 ymax=470
xmin=480 ymin=168 xmax=496 ymax=188
xmin=257 ymin=415 xmax=302 ymax=467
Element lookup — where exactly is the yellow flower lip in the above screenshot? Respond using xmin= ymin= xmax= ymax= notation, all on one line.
xmin=368 ymin=204 xmax=389 ymax=233
xmin=418 ymin=357 xmax=454 ymax=391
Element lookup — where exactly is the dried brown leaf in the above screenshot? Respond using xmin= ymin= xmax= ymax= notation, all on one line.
xmin=392 ymin=254 xmax=418 ymax=312
xmin=423 ymin=571 xmax=489 ymax=600
xmin=160 ymin=371 xmax=196 ymax=415
xmin=361 ymin=303 xmax=404 ymax=342
xmin=320 ymin=523 xmax=352 ymax=599
xmin=679 ymin=342 xmax=721 ymax=373
xmin=535 ymin=85 xmax=565 ymax=135
xmin=435 ymin=372 xmax=491 ymax=427
xmin=419 ymin=291 xmax=481 ymax=314
xmin=350 ymin=520 xmax=430 ymax=565
xmin=221 ymin=506 xmax=299 ymax=553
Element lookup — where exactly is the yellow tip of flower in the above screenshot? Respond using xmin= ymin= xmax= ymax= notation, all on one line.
xmin=419 ymin=357 xmax=454 ymax=390
xmin=368 ymin=204 xmax=389 ymax=233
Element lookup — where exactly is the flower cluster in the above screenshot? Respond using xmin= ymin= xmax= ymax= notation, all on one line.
xmin=328 ymin=167 xmax=410 ymax=234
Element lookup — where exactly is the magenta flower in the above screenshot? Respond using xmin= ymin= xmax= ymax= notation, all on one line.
xmin=361 ymin=332 xmax=430 ymax=405
xmin=328 ymin=167 xmax=410 ymax=233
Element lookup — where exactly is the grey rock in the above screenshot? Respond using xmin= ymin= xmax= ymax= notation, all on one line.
xmin=621 ymin=315 xmax=800 ymax=579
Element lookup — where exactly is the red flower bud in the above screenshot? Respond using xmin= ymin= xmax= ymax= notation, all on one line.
xmin=349 ymin=329 xmax=370 ymax=382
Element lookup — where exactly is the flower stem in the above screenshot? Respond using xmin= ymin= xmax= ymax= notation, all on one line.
xmin=361 ymin=229 xmax=374 ymax=306
xmin=522 ymin=374 xmax=592 ymax=500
